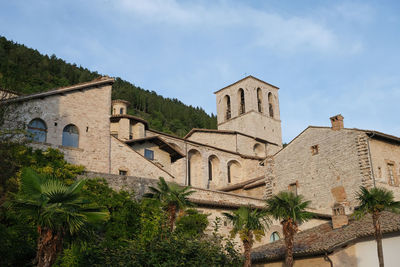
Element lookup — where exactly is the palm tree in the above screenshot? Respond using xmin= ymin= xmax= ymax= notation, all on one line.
xmin=223 ymin=206 xmax=270 ymax=267
xmin=355 ymin=186 xmax=400 ymax=267
xmin=144 ymin=177 xmax=195 ymax=231
xmin=265 ymin=191 xmax=312 ymax=267
xmin=5 ymin=168 xmax=109 ymax=267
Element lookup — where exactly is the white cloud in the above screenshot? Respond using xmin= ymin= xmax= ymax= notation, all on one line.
xmin=335 ymin=2 xmax=375 ymax=24
xmin=110 ymin=0 xmax=360 ymax=54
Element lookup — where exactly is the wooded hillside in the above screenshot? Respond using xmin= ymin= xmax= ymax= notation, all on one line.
xmin=0 ymin=36 xmax=217 ymax=136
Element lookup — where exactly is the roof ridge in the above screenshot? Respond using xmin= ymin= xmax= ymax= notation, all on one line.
xmin=214 ymin=75 xmax=279 ymax=94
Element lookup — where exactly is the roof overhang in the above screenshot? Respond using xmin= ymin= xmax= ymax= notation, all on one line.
xmin=125 ymin=136 xmax=185 ymax=162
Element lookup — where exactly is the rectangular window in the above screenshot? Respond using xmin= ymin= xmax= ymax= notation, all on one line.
xmin=288 ymin=183 xmax=297 ymax=196
xmin=311 ymin=145 xmax=319 ymax=155
xmin=144 ymin=149 xmax=154 ymax=160
xmin=119 ymin=170 xmax=127 ymax=176
xmin=388 ymin=163 xmax=395 ymax=186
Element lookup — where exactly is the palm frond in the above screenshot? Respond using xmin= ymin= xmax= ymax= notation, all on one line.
xmin=20 ymin=167 xmax=44 ymax=196
xmin=266 ymin=191 xmax=312 ymax=223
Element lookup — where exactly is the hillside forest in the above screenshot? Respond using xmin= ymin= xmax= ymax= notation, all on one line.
xmin=0 ymin=36 xmax=217 ymax=137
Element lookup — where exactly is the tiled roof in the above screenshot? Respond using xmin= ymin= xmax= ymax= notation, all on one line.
xmin=251 ymin=212 xmax=400 ymax=263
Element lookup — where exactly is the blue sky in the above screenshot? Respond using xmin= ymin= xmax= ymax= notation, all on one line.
xmin=1 ymin=0 xmax=399 ymax=143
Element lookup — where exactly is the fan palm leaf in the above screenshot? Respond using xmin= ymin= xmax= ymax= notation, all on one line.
xmin=223 ymin=206 xmax=269 ymax=267
xmin=5 ymin=167 xmax=109 ymax=267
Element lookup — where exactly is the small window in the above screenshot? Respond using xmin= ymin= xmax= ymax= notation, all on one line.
xmin=27 ymin=118 xmax=47 ymax=142
xmin=270 ymin=232 xmax=280 ymax=243
xmin=225 ymin=95 xmax=231 ymax=120
xmin=257 ymin=88 xmax=263 ymax=113
xmin=288 ymin=183 xmax=297 ymax=196
xmin=311 ymin=145 xmax=319 ymax=155
xmin=113 ymin=108 xmax=116 ymax=114
xmin=144 ymin=149 xmax=154 ymax=160
xmin=62 ymin=124 xmax=79 ymax=148
xmin=120 ymin=108 xmax=124 ymax=114
xmin=208 ymin=159 xmax=212 ymax=181
xmin=238 ymin=89 xmax=245 ymax=115
xmin=388 ymin=163 xmax=395 ymax=185
xmin=119 ymin=170 xmax=127 ymax=176
xmin=227 ymin=164 xmax=231 ymax=183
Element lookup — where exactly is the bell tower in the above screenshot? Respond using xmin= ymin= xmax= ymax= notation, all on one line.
xmin=214 ymin=76 xmax=282 ymax=147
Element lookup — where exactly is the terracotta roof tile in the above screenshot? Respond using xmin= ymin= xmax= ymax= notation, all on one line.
xmin=252 ymin=211 xmax=400 ymax=263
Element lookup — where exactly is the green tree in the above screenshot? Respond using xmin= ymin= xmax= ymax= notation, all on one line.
xmin=265 ymin=192 xmax=312 ymax=267
xmin=223 ymin=206 xmax=269 ymax=267
xmin=5 ymin=168 xmax=109 ymax=267
xmin=144 ymin=177 xmax=195 ymax=231
xmin=355 ymin=186 xmax=400 ymax=267
xmin=175 ymin=208 xmax=209 ymax=237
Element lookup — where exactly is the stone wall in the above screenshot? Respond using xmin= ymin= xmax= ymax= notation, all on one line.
xmin=110 ymin=136 xmax=174 ymax=180
xmin=147 ymin=130 xmax=265 ymax=192
xmin=369 ymin=137 xmax=400 ymax=200
xmin=272 ymin=127 xmax=370 ymax=214
xmin=215 ymin=76 xmax=282 ymax=146
xmin=130 ymin=141 xmax=172 ymax=173
xmin=8 ymin=83 xmax=113 ymax=173
xmin=186 ymin=131 xmax=272 ymax=157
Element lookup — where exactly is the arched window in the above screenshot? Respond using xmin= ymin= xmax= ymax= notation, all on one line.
xmin=224 ymin=95 xmax=231 ymax=120
xmin=238 ymin=89 xmax=245 ymax=115
xmin=253 ymin=143 xmax=265 ymax=157
xmin=208 ymin=155 xmax=220 ymax=188
xmin=257 ymin=88 xmax=263 ymax=113
xmin=62 ymin=124 xmax=79 ymax=148
xmin=268 ymin=92 xmax=274 ymax=118
xmin=270 ymin=232 xmax=280 ymax=243
xmin=27 ymin=118 xmax=47 ymax=142
xmin=188 ymin=149 xmax=201 ymax=187
xmin=120 ymin=108 xmax=124 ymax=114
xmin=227 ymin=160 xmax=241 ymax=184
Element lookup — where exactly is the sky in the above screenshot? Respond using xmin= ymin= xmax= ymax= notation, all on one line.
xmin=1 ymin=0 xmax=399 ymax=143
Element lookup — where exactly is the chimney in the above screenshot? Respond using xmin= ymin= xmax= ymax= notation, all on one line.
xmin=332 ymin=203 xmax=348 ymax=229
xmin=330 ymin=114 xmax=344 ymax=131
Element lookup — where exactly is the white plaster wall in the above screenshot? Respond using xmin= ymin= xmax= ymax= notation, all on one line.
xmin=356 ymin=235 xmax=400 ymax=267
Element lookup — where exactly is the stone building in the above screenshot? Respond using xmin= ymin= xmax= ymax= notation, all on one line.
xmin=2 ymin=74 xmax=400 ymax=260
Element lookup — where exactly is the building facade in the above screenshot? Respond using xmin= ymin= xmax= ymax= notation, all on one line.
xmin=2 ymin=74 xmax=400 ymax=260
